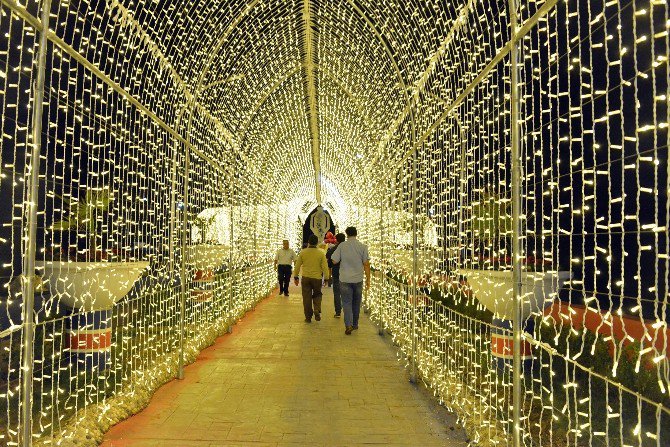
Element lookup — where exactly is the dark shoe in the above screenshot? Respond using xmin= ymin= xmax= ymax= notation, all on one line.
xmin=334 ymin=313 xmax=341 ymax=318
xmin=345 ymin=326 xmax=353 ymax=335
xmin=284 ymin=292 xmax=289 ymax=297
xmin=315 ymin=313 xmax=321 ymax=321
xmin=353 ymin=326 xmax=358 ymax=330
xmin=305 ymin=318 xmax=312 ymax=323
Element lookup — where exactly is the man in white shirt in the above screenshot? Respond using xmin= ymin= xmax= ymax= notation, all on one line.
xmin=274 ymin=240 xmax=296 ymax=297
xmin=331 ymin=227 xmax=370 ymax=334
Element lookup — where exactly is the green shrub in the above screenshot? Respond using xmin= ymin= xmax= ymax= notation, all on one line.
xmin=433 ymin=283 xmax=493 ymax=323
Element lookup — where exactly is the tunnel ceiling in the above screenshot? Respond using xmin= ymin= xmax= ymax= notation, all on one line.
xmin=113 ymin=0 xmax=468 ymax=210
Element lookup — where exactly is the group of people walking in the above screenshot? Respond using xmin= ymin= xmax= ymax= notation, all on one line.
xmin=274 ymin=227 xmax=370 ymax=335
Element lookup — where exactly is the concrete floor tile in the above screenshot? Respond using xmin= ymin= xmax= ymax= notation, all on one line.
xmin=101 ymin=286 xmax=467 ymax=447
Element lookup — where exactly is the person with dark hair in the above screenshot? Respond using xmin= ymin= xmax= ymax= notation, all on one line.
xmin=331 ymin=226 xmax=370 ymax=334
xmin=294 ymin=234 xmax=330 ymax=322
xmin=274 ymin=239 xmax=296 ymax=297
xmin=326 ymin=232 xmax=346 ymax=317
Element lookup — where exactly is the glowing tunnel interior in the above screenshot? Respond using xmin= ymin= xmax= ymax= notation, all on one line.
xmin=0 ymin=0 xmax=669 ymax=445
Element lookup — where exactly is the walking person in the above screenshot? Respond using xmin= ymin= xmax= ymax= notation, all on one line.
xmin=331 ymin=227 xmax=370 ymax=335
xmin=317 ymin=242 xmax=329 ymax=286
xmin=326 ymin=233 xmax=346 ymax=318
xmin=274 ymin=240 xmax=296 ymax=297
xmin=294 ymin=234 xmax=330 ymax=322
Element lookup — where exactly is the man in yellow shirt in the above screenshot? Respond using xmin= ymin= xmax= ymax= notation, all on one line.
xmin=294 ymin=234 xmax=330 ymax=322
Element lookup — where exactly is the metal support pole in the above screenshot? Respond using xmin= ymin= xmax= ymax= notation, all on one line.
xmin=168 ymin=109 xmax=187 ymax=276
xmin=409 ymin=149 xmax=418 ymax=384
xmin=252 ymin=207 xmax=257 ymax=309
xmin=167 ymin=153 xmax=178 ymax=274
xmin=228 ymin=204 xmax=234 ymax=333
xmin=508 ymin=0 xmax=523 ymax=445
xmin=363 ymin=205 xmax=370 ymax=315
xmin=269 ymin=209 xmax=273 ymax=295
xmin=20 ymin=0 xmax=52 ymax=444
xmin=177 ymin=146 xmax=190 ymax=380
xmin=253 ymin=206 xmax=258 ymax=260
xmin=378 ymin=192 xmax=384 ymax=336
xmin=454 ymin=114 xmax=467 ymax=282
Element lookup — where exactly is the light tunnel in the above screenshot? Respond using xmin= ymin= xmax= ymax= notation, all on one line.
xmin=0 ymin=0 xmax=669 ymax=445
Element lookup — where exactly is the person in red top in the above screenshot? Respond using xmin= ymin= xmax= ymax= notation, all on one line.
xmin=324 ymin=231 xmax=338 ymax=245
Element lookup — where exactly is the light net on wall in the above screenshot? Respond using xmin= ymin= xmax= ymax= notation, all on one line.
xmin=0 ymin=0 xmax=299 ymax=444
xmin=361 ymin=0 xmax=670 ymax=445
xmin=0 ymin=0 xmax=668 ymax=445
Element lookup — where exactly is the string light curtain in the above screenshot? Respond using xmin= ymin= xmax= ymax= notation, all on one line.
xmin=364 ymin=0 xmax=670 ymax=445
xmin=0 ymin=0 xmax=668 ymax=446
xmin=0 ymin=0 xmax=293 ymax=444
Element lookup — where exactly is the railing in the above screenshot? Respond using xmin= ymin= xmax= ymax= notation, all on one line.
xmin=0 ymin=261 xmax=276 ymax=445
xmin=0 ymin=0 xmax=296 ymax=444
xmin=352 ymin=0 xmax=670 ymax=444
xmin=365 ymin=271 xmax=510 ymax=444
xmin=365 ymin=268 xmax=670 ymax=446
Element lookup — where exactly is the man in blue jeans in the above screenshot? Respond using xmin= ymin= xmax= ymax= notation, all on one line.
xmin=331 ymin=227 xmax=370 ymax=335
xmin=326 ymin=233 xmax=346 ymax=317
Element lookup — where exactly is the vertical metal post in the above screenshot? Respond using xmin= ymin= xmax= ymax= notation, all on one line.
xmin=508 ymin=0 xmax=523 ymax=445
xmin=455 ymin=115 xmax=467 ymax=257
xmin=21 ymin=0 xmax=52 ymax=444
xmin=167 ymin=148 xmax=178 ymax=273
xmin=253 ymin=206 xmax=258 ymax=260
xmin=410 ymin=149 xmax=418 ymax=384
xmin=363 ymin=205 xmax=370 ymax=315
xmin=378 ymin=191 xmax=384 ymax=336
xmin=252 ymin=206 xmax=257 ymax=309
xmin=177 ymin=146 xmax=190 ymax=380
xmin=168 ymin=109 xmax=188 ymax=275
xmin=268 ymin=209 xmax=273 ymax=295
xmin=228 ymin=204 xmax=234 ymax=333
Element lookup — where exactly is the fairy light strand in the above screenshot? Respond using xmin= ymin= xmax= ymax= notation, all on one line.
xmin=0 ymin=0 xmax=668 ymax=445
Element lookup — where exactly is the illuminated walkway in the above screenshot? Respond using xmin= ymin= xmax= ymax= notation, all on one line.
xmin=101 ymin=286 xmax=467 ymax=446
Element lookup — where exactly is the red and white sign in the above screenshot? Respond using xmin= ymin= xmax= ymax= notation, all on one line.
xmin=490 ymin=333 xmax=532 ymax=360
xmin=68 ymin=328 xmax=112 ymax=353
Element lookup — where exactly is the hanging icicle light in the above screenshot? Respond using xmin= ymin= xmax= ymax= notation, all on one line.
xmin=0 ymin=0 xmax=667 ymax=445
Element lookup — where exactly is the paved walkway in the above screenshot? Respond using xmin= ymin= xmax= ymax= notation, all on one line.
xmin=102 ymin=284 xmax=468 ymax=446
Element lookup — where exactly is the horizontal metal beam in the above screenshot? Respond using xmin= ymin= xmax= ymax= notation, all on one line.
xmin=0 ymin=0 xmax=230 ymax=177
xmin=363 ymin=0 xmax=474 ymax=174
xmin=302 ymin=0 xmax=321 ymax=204
xmin=393 ymin=0 xmax=560 ymax=171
